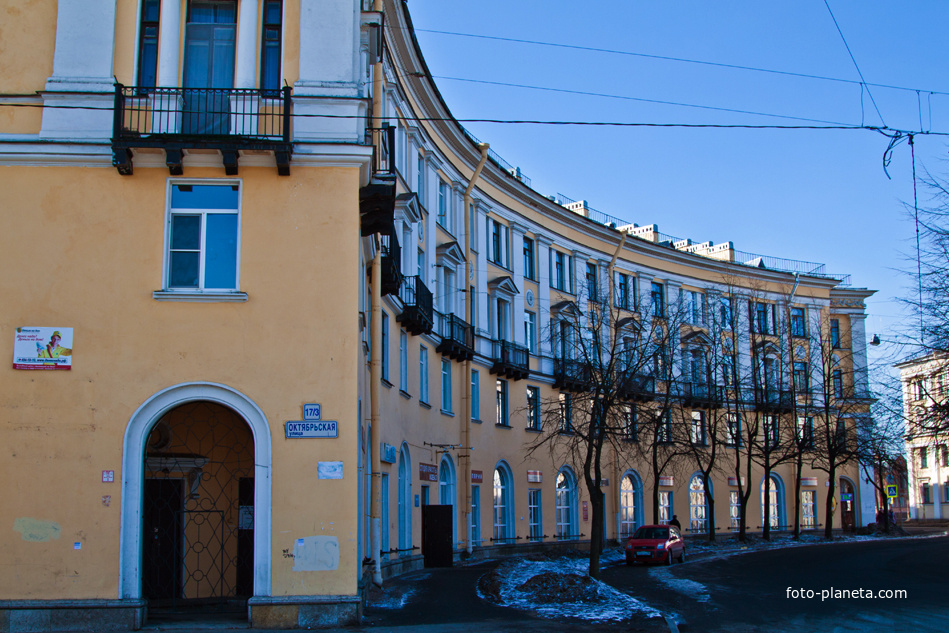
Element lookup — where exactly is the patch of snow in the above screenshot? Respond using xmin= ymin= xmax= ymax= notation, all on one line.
xmin=480 ymin=555 xmax=662 ymax=622
xmin=649 ymin=566 xmax=711 ymax=603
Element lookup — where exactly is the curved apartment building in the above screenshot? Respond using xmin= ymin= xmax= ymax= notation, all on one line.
xmin=0 ymin=0 xmax=874 ymax=630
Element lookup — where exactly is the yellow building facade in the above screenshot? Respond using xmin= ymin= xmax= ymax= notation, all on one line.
xmin=0 ymin=0 xmax=874 ymax=631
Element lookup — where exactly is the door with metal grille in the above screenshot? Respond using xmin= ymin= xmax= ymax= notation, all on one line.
xmin=141 ymin=401 xmax=254 ymax=617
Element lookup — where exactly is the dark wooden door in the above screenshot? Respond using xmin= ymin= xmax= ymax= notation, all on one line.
xmin=143 ymin=478 xmax=183 ymax=601
xmin=421 ymin=504 xmax=453 ymax=568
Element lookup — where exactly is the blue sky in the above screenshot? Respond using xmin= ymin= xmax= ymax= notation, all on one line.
xmin=405 ymin=1 xmax=949 ymax=361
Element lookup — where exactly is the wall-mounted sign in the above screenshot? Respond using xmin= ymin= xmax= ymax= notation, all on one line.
xmin=658 ymin=476 xmax=674 ymax=487
xmin=318 ymin=462 xmax=343 ymax=479
xmin=286 ymin=421 xmax=338 ymax=438
xmin=727 ymin=477 xmax=746 ymax=487
xmin=380 ymin=443 xmax=397 ymax=464
xmin=582 ymin=501 xmax=589 ymax=522
xmin=303 ymin=404 xmax=321 ymax=420
xmin=13 ymin=327 xmax=73 ymax=370
xmin=527 ymin=470 xmax=542 ymax=483
xmin=801 ymin=477 xmax=819 ymax=487
xmin=419 ymin=463 xmax=438 ymax=482
xmin=471 ymin=470 xmax=483 ymax=484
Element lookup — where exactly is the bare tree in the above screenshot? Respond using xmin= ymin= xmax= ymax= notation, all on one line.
xmin=804 ymin=316 xmax=866 ymax=539
xmin=527 ymin=270 xmax=684 ymax=578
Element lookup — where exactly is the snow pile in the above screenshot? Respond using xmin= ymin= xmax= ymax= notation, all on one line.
xmin=368 ymin=572 xmax=425 ymax=609
xmin=477 ymin=552 xmax=661 ymax=622
xmin=649 ymin=566 xmax=711 ymax=603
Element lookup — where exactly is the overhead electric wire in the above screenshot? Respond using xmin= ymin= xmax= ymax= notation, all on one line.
xmin=1 ymin=100 xmax=946 ymax=137
xmin=822 ymin=0 xmax=885 ymax=126
xmin=427 ymin=74 xmax=856 ymax=127
xmin=412 ymin=27 xmax=949 ymax=99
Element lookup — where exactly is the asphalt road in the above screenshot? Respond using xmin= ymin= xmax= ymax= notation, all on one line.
xmin=600 ymin=535 xmax=949 ymax=632
xmin=363 ymin=560 xmax=667 ymax=633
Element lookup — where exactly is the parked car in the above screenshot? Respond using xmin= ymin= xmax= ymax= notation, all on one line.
xmin=625 ymin=524 xmax=685 ymax=565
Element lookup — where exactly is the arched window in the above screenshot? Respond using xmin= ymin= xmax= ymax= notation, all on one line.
xmin=555 ymin=467 xmax=578 ymax=539
xmin=620 ymin=471 xmax=643 ymax=537
xmin=761 ymin=474 xmax=786 ymax=531
xmin=493 ymin=462 xmax=514 ymax=543
xmin=398 ymin=444 xmax=413 ymax=552
xmin=439 ymin=454 xmax=457 ymax=546
xmin=689 ymin=474 xmax=708 ymax=535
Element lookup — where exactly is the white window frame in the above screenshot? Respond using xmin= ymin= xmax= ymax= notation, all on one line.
xmin=158 ymin=179 xmax=245 ymax=301
xmin=440 ymin=358 xmax=452 ymax=413
xmin=471 ymin=370 xmax=480 ymax=420
xmin=658 ymin=490 xmax=673 ymax=524
xmin=689 ymin=474 xmax=708 ymax=534
xmin=399 ymin=330 xmax=408 ymax=392
xmin=528 ymin=488 xmax=543 ymax=541
xmin=524 ymin=310 xmax=537 ymax=354
xmin=419 ymin=345 xmax=429 ymax=404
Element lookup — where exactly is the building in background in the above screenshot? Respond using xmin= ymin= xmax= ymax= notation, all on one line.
xmin=897 ymin=353 xmax=949 ymax=520
xmin=0 ymin=0 xmax=875 ymax=630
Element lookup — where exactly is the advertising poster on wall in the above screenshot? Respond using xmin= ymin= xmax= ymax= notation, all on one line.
xmin=13 ymin=327 xmax=73 ymax=370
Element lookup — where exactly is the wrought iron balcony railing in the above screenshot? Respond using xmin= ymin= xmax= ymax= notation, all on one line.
xmin=491 ymin=340 xmax=530 ymax=381
xmin=618 ymin=372 xmax=656 ymax=402
xmin=397 ymin=276 xmax=433 ymax=336
xmin=435 ymin=312 xmax=474 ymax=361
xmin=553 ymin=358 xmax=592 ymax=392
xmin=676 ymin=382 xmax=724 ymax=408
xmin=111 ymin=84 xmax=292 ymax=175
xmin=380 ymin=229 xmax=401 ymax=297
xmin=755 ymin=387 xmax=795 ymax=412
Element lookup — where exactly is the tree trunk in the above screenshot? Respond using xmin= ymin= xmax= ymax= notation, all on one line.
xmin=588 ymin=487 xmax=603 ymax=579
xmin=824 ymin=473 xmax=837 ymax=540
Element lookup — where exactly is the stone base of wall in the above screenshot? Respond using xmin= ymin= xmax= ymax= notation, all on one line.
xmin=247 ymin=595 xmax=361 ymax=629
xmin=0 ymin=601 xmax=144 ymax=633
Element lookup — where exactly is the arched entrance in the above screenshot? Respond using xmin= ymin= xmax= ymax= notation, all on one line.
xmin=120 ymin=383 xmax=272 ymax=622
xmin=143 ymin=401 xmax=253 ymax=617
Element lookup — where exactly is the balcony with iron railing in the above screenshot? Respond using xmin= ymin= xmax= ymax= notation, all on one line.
xmin=380 ymin=229 xmax=401 ymax=297
xmin=618 ymin=371 xmax=656 ymax=402
xmin=435 ymin=312 xmax=474 ymax=361
xmin=111 ymin=85 xmax=292 ymax=176
xmin=754 ymin=387 xmax=795 ymax=413
xmin=553 ymin=358 xmax=592 ymax=392
xmin=491 ymin=340 xmax=530 ymax=381
xmin=397 ymin=276 xmax=433 ymax=336
xmin=677 ymin=382 xmax=724 ymax=409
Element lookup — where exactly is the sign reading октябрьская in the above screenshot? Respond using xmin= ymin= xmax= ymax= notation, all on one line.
xmin=13 ymin=327 xmax=73 ymax=370
xmin=285 ymin=420 xmax=338 ymax=438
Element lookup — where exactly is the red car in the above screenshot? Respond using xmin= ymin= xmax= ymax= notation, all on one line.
xmin=625 ymin=524 xmax=685 ymax=565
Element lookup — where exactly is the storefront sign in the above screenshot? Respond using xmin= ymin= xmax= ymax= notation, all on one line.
xmin=801 ymin=477 xmax=818 ymax=487
xmin=727 ymin=477 xmax=746 ymax=487
xmin=659 ymin=476 xmax=674 ymax=487
xmin=13 ymin=327 xmax=73 ymax=370
xmin=471 ymin=470 xmax=483 ymax=484
xmin=527 ymin=470 xmax=542 ymax=483
xmin=582 ymin=501 xmax=589 ymax=522
xmin=286 ymin=421 xmax=338 ymax=438
xmin=419 ymin=463 xmax=438 ymax=482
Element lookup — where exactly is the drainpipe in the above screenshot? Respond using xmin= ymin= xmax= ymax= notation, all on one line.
xmin=369 ymin=0 xmax=385 ymax=588
xmin=370 ymin=238 xmax=383 ymax=587
xmin=463 ymin=142 xmax=489 ymax=555
xmin=607 ymin=231 xmax=627 ymax=538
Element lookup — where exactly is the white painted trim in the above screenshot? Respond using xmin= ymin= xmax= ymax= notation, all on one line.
xmin=119 ymin=382 xmax=273 ymax=599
